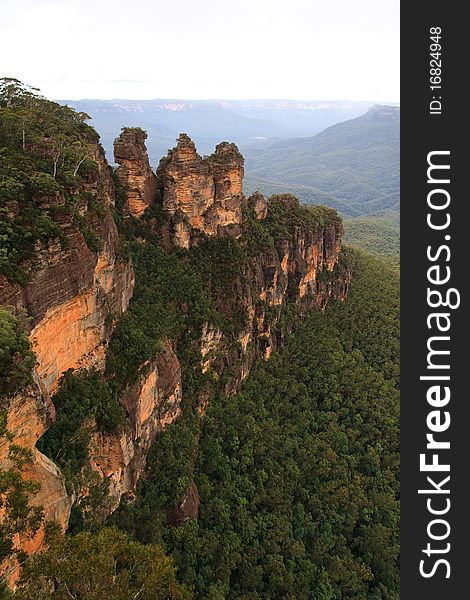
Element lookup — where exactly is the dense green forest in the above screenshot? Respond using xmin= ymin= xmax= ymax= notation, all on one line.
xmin=113 ymin=249 xmax=400 ymax=600
xmin=243 ymin=106 xmax=399 ymax=218
xmin=343 ymin=211 xmax=399 ymax=271
xmin=0 ymin=78 xmax=105 ymax=285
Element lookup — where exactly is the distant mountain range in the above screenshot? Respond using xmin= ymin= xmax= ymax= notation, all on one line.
xmin=59 ymin=99 xmax=400 ymax=258
xmin=242 ymin=105 xmax=400 ymax=218
xmin=58 ymin=99 xmax=374 ymax=165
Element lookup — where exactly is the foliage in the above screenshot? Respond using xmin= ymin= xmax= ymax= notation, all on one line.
xmin=0 ymin=308 xmax=35 ymax=398
xmin=0 ymin=416 xmax=44 ymax=565
xmin=243 ymin=106 xmax=400 ymax=217
xmin=327 ymin=249 xmax=399 ymax=385
xmin=37 ymin=370 xmax=126 ymax=484
xmin=264 ymin=196 xmax=341 ymax=242
xmin=66 ymin=471 xmax=113 ymax=534
xmin=14 ymin=525 xmax=191 ymax=599
xmin=343 ymin=210 xmax=399 ymax=265
xmin=0 ymin=78 xmax=101 ymax=284
xmin=28 ymin=172 xmax=62 ymax=196
xmin=110 ymin=406 xmax=200 ymax=545
xmin=81 ymin=226 xmax=103 ymax=252
xmin=105 ymin=235 xmax=247 ymax=386
xmin=113 ymin=251 xmax=399 ymax=600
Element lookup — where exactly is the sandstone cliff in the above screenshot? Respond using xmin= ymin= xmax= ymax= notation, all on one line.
xmin=89 ymin=339 xmax=183 ymax=510
xmin=195 ymin=194 xmax=349 ymax=397
xmin=0 ymin=142 xmax=134 ymax=394
xmin=114 ymin=128 xmax=157 ymax=218
xmin=0 ymin=380 xmax=71 ymax=586
xmin=0 ymin=138 xmax=138 ymax=576
xmin=157 ymin=133 xmax=244 ymax=248
xmin=1 ymin=122 xmax=351 ymax=568
xmin=111 ymin=132 xmax=349 ymax=401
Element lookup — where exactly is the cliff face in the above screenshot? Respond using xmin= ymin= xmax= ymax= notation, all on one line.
xmin=89 ymin=339 xmax=182 ymax=509
xmin=157 ymin=134 xmax=244 ymax=248
xmin=195 ymin=196 xmax=349 ymax=396
xmin=0 ymin=144 xmax=134 ymax=393
xmin=0 ymin=381 xmax=71 ymax=585
xmin=0 ymin=141 xmax=134 ymax=564
xmin=1 ymin=124 xmax=351 ymax=565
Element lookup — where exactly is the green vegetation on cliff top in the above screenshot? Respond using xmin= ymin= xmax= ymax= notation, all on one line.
xmin=0 ymin=78 xmax=106 ymax=284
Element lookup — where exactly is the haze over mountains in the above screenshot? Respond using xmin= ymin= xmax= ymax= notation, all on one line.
xmin=60 ymin=99 xmax=400 ymax=258
xmin=59 ymin=99 xmax=374 ymax=164
xmin=239 ymin=104 xmax=400 ymax=260
xmin=243 ymin=105 xmax=400 ymax=217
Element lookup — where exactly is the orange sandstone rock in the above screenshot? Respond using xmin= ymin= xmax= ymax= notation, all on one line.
xmin=114 ymin=128 xmax=157 ymax=218
xmin=158 ymin=134 xmax=244 ymax=247
xmin=89 ymin=339 xmax=183 ymax=511
xmin=0 ymin=385 xmax=71 ymax=586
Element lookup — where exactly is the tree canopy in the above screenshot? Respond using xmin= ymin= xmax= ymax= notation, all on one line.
xmin=13 ymin=526 xmax=190 ymax=600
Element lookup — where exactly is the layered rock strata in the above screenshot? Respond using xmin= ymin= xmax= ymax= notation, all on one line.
xmin=196 ymin=195 xmax=350 ymax=396
xmin=156 ymin=134 xmax=244 ymax=247
xmin=1 ymin=127 xmax=351 ymax=560
xmin=114 ymin=128 xmax=157 ymax=218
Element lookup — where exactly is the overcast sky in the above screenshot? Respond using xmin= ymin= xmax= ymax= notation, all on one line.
xmin=1 ymin=0 xmax=399 ymax=101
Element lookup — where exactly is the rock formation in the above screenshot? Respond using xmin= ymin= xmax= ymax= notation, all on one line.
xmin=166 ymin=481 xmax=200 ymax=525
xmin=0 ymin=140 xmax=134 ymax=567
xmin=0 ymin=382 xmax=71 ymax=586
xmin=90 ymin=339 xmax=183 ymax=510
xmin=0 ymin=145 xmax=134 ymax=395
xmin=114 ymin=128 xmax=157 ymax=218
xmin=248 ymin=191 xmax=268 ymax=220
xmin=1 ymin=122 xmax=352 ymax=580
xmin=194 ymin=194 xmax=349 ymax=396
xmin=157 ymin=134 xmax=244 ymax=247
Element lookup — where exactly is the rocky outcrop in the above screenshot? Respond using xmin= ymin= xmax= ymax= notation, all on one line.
xmin=89 ymin=339 xmax=182 ymax=511
xmin=248 ymin=191 xmax=268 ymax=220
xmin=0 ymin=381 xmax=71 ymax=585
xmin=0 ymin=144 xmax=134 ymax=394
xmin=114 ymin=128 xmax=157 ymax=218
xmin=196 ymin=196 xmax=350 ymax=396
xmin=157 ymin=134 xmax=244 ymax=247
xmin=29 ymin=240 xmax=134 ymax=394
xmin=0 ymin=138 xmax=134 ymax=574
xmin=166 ymin=481 xmax=200 ymax=526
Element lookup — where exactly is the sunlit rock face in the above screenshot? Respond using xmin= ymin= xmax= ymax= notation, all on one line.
xmin=114 ymin=128 xmax=158 ymax=218
xmin=0 ymin=136 xmax=134 ymax=577
xmin=0 ymin=140 xmax=135 ymax=395
xmin=89 ymin=339 xmax=183 ymax=511
xmin=0 ymin=383 xmax=71 ymax=587
xmin=158 ymin=134 xmax=244 ymax=247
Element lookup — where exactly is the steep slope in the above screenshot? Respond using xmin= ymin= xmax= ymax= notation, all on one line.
xmin=1 ymin=84 xmax=352 ymax=583
xmin=0 ymin=91 xmax=136 ymax=579
xmin=112 ymin=250 xmax=400 ymax=600
xmin=243 ymin=105 xmax=400 ymax=217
